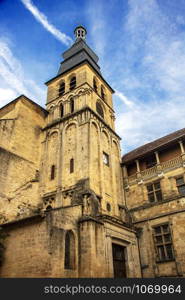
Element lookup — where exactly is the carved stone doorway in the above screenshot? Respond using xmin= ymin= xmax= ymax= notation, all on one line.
xmin=112 ymin=243 xmax=127 ymax=278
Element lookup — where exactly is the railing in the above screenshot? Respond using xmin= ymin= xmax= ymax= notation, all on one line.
xmin=127 ymin=155 xmax=183 ymax=184
xmin=141 ymin=165 xmax=158 ymax=178
xmin=128 ymin=174 xmax=137 ymax=184
xmin=161 ymin=156 xmax=182 ymax=170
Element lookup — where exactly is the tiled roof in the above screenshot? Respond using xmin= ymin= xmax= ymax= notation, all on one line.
xmin=58 ymin=38 xmax=101 ymax=76
xmin=122 ymin=128 xmax=185 ymax=164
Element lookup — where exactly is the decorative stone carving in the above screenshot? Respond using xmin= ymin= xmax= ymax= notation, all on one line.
xmin=63 ymin=191 xmax=73 ymax=206
xmin=119 ymin=205 xmax=133 ymax=225
xmin=82 ymin=190 xmax=100 ymax=217
xmin=43 ymin=196 xmax=55 ymax=210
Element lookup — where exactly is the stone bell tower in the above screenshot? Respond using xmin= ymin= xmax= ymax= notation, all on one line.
xmin=41 ymin=25 xmax=125 ymax=217
xmin=0 ymin=26 xmax=141 ymax=279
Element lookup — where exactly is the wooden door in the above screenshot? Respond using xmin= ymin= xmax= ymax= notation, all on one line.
xmin=112 ymin=243 xmax=127 ymax=278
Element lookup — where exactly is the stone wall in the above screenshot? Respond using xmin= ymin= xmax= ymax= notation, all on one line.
xmin=0 ymin=97 xmax=46 ymax=224
xmin=123 ymin=144 xmax=185 ymax=277
xmin=135 ymin=211 xmax=185 ymax=277
xmin=0 ymin=206 xmax=141 ymax=278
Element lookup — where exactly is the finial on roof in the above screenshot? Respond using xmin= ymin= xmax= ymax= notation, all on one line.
xmin=74 ymin=25 xmax=87 ymax=41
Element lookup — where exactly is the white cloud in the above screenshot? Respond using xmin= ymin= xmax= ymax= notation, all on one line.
xmin=115 ymin=95 xmax=185 ymax=154
xmin=20 ymin=0 xmax=73 ymax=46
xmin=0 ymin=38 xmax=45 ymax=107
xmin=115 ymin=91 xmax=134 ymax=109
xmin=111 ymin=0 xmax=185 ymax=153
xmin=0 ymin=88 xmax=17 ymax=107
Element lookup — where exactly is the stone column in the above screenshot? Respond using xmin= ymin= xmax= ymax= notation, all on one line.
xmin=56 ymin=128 xmax=62 ymax=206
xmin=78 ymin=218 xmax=106 ymax=277
xmin=123 ymin=165 xmax=129 ymax=188
xmin=178 ymin=140 xmax=185 ymax=165
xmin=179 ymin=140 xmax=184 ymax=153
xmin=105 ymin=235 xmax=114 ymax=277
xmin=123 ymin=165 xmax=128 ymax=178
xmin=53 ymin=106 xmax=57 ymax=120
xmin=64 ymin=101 xmax=68 ymax=115
xmin=135 ymin=159 xmax=142 ymax=181
xmin=155 ymin=151 xmax=163 ymax=175
xmin=56 ymin=105 xmax=60 ymax=119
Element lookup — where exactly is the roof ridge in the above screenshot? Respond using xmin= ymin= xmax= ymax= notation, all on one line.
xmin=0 ymin=94 xmax=48 ymax=115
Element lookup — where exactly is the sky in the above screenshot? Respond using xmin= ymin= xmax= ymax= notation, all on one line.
xmin=1 ymin=0 xmax=185 ymax=153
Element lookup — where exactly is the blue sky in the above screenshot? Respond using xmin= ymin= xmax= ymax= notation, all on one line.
xmin=1 ymin=0 xmax=185 ymax=153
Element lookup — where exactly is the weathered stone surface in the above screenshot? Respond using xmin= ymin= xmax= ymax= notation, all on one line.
xmin=1 ymin=36 xmax=185 ymax=278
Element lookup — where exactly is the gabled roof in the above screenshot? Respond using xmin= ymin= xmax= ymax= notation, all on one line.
xmin=122 ymin=127 xmax=185 ymax=164
xmin=0 ymin=94 xmax=48 ymax=116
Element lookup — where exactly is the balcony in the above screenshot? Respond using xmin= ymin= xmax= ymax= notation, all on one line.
xmin=126 ymin=155 xmax=184 ymax=185
xmin=160 ymin=155 xmax=182 ymax=170
xmin=141 ymin=165 xmax=158 ymax=178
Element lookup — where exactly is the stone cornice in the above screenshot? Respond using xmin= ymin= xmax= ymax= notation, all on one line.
xmin=133 ymin=208 xmax=185 ymax=224
xmin=129 ymin=194 xmax=185 ymax=213
xmin=0 ymin=213 xmax=44 ymax=228
xmin=98 ymin=214 xmax=134 ymax=230
xmin=46 ymin=82 xmax=115 ymax=113
xmin=42 ymin=106 xmax=121 ymax=140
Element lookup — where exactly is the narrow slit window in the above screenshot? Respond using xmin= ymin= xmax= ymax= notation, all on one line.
xmin=59 ymin=82 xmax=65 ymax=96
xmin=103 ymin=152 xmax=109 ymax=166
xmin=70 ymin=76 xmax=76 ymax=90
xmin=101 ymin=86 xmax=105 ymax=100
xmin=70 ymin=98 xmax=74 ymax=113
xmin=96 ymin=102 xmax=104 ymax=118
xmin=60 ymin=103 xmax=64 ymax=118
xmin=93 ymin=78 xmax=98 ymax=93
xmin=50 ymin=165 xmax=55 ymax=180
xmin=70 ymin=158 xmax=74 ymax=173
xmin=64 ymin=231 xmax=75 ymax=269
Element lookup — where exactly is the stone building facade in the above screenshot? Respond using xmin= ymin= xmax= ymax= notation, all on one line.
xmin=0 ymin=26 xmax=184 ymax=278
xmin=122 ymin=128 xmax=185 ymax=277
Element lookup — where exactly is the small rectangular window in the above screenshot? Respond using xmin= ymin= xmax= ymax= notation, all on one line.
xmin=147 ymin=181 xmax=162 ymax=203
xmin=70 ymin=158 xmax=74 ymax=173
xmin=176 ymin=176 xmax=185 ymax=196
xmin=50 ymin=165 xmax=55 ymax=180
xmin=153 ymin=224 xmax=174 ymax=262
xmin=103 ymin=152 xmax=109 ymax=166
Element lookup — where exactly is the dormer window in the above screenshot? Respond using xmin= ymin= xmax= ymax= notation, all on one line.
xmin=93 ymin=78 xmax=98 ymax=93
xmin=70 ymin=76 xmax=76 ymax=90
xmin=59 ymin=82 xmax=65 ymax=96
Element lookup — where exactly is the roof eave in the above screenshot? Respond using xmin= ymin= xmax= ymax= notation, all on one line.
xmin=122 ymin=130 xmax=185 ymax=164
